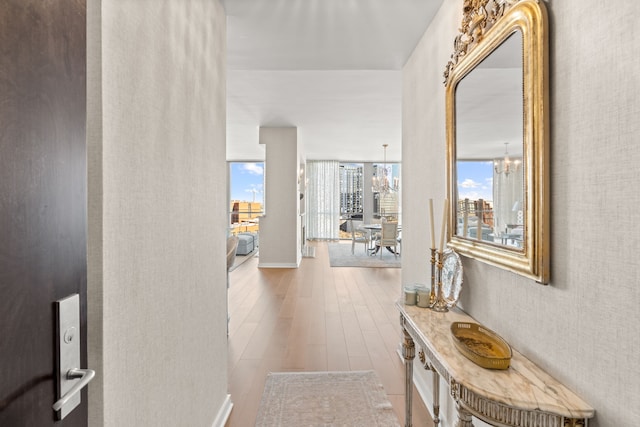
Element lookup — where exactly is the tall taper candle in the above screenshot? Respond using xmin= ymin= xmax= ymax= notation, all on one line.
xmin=439 ymin=199 xmax=448 ymax=252
xmin=429 ymin=199 xmax=435 ymax=249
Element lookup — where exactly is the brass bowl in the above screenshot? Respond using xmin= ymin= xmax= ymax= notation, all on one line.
xmin=450 ymin=322 xmax=512 ymax=370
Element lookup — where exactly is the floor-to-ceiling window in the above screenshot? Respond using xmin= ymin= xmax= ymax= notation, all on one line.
xmin=228 ymin=162 xmax=264 ymax=235
xmin=339 ymin=163 xmax=364 ymax=238
xmin=306 ymin=160 xmax=340 ymax=240
xmin=306 ymin=160 xmax=402 ymax=240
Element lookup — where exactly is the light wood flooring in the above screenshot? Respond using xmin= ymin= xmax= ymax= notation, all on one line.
xmin=226 ymin=241 xmax=433 ymax=426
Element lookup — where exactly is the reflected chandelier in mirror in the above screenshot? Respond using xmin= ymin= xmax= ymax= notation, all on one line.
xmin=444 ymin=0 xmax=550 ymax=283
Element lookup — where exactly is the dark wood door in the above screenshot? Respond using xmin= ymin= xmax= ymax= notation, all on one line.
xmin=0 ymin=1 xmax=87 ymax=425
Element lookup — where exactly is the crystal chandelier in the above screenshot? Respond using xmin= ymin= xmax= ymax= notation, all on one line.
xmin=372 ymin=144 xmax=399 ymax=197
xmin=494 ymin=142 xmax=521 ymax=176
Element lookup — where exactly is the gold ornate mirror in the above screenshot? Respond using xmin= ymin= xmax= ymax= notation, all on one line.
xmin=445 ymin=0 xmax=549 ymax=283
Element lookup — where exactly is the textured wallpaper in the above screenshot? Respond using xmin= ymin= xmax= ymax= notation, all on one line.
xmin=88 ymin=1 xmax=229 ymax=426
xmin=402 ymin=0 xmax=640 ymax=426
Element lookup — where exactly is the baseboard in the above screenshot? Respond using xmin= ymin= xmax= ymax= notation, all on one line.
xmin=258 ymin=262 xmax=299 ymax=268
xmin=211 ymin=394 xmax=233 ymax=427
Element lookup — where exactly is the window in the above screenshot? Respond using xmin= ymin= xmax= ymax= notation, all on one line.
xmin=339 ymin=163 xmax=363 ymax=217
xmin=229 ymin=162 xmax=264 ymax=235
xmin=372 ymin=162 xmax=400 ymax=219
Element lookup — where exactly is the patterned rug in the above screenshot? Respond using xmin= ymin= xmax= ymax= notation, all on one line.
xmin=255 ymin=371 xmax=400 ymax=427
xmin=327 ymin=242 xmax=400 ymax=268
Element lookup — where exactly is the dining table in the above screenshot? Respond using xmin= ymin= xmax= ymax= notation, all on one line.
xmin=362 ymin=223 xmax=401 ymax=255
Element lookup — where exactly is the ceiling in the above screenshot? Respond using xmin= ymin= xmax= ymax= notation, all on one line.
xmin=223 ymin=0 xmax=445 ymax=163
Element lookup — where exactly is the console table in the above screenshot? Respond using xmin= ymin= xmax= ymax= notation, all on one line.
xmin=397 ymin=302 xmax=594 ymax=427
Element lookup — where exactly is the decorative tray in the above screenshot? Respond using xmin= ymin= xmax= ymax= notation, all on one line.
xmin=450 ymin=322 xmax=512 ymax=370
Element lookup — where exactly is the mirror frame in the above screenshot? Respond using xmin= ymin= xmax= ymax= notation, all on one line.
xmin=444 ymin=0 xmax=549 ymax=284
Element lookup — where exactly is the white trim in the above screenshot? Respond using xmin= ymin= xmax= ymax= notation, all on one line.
xmin=211 ymin=394 xmax=233 ymax=427
xmin=258 ymin=262 xmax=299 ymax=268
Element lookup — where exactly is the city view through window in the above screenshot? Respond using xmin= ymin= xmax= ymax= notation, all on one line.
xmin=456 ymin=160 xmax=494 ymax=227
xmin=340 ymin=162 xmax=400 ymax=218
xmin=339 ymin=162 xmax=401 ymax=238
xmin=456 ymin=161 xmax=493 ymax=203
xmin=229 ymin=162 xmax=264 ymax=235
xmin=229 ymin=161 xmax=402 ymax=238
xmin=340 ymin=163 xmax=364 ymax=216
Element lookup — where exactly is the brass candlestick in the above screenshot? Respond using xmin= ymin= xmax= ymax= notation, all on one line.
xmin=429 ymin=248 xmax=437 ymax=307
xmin=431 ymin=250 xmax=449 ymax=312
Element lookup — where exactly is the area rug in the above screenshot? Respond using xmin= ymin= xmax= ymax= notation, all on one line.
xmin=255 ymin=370 xmax=400 ymax=427
xmin=327 ymin=242 xmax=400 ymax=268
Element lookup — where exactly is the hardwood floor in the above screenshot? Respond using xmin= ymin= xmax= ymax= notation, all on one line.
xmin=226 ymin=241 xmax=433 ymax=426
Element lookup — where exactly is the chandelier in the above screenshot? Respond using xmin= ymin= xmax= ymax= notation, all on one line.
xmin=372 ymin=144 xmax=399 ymax=197
xmin=494 ymin=142 xmax=521 ymax=176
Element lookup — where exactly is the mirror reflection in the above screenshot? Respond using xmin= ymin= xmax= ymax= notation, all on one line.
xmin=454 ymin=32 xmax=524 ymax=249
xmin=445 ymin=0 xmax=549 ymax=283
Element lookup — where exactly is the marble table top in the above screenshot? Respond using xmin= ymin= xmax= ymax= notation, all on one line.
xmin=397 ymin=302 xmax=595 ymax=420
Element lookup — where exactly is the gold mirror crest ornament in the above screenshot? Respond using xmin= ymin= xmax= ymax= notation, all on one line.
xmin=444 ymin=0 xmax=519 ymax=85
xmin=444 ymin=0 xmax=550 ymax=283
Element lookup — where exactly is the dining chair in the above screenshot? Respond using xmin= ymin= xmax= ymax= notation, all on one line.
xmin=350 ymin=219 xmax=370 ymax=254
xmin=370 ymin=217 xmax=385 ymax=247
xmin=375 ymin=222 xmax=398 ymax=258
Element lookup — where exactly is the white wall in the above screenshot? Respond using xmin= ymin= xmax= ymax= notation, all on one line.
xmin=87 ymin=1 xmax=230 ymax=426
xmin=402 ymin=1 xmax=640 ymax=426
xmin=258 ymin=127 xmax=302 ymax=268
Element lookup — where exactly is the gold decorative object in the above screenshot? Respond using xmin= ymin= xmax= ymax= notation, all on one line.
xmin=429 ymin=248 xmax=437 ymax=306
xmin=443 ymin=0 xmax=516 ymax=85
xmin=431 ymin=251 xmax=449 ymax=312
xmin=450 ymin=322 xmax=512 ymax=370
xmin=564 ymin=419 xmax=587 ymax=427
xmin=445 ymin=0 xmax=550 ymax=283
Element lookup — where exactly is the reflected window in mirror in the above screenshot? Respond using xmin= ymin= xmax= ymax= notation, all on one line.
xmin=454 ymin=32 xmax=524 ymax=250
xmin=456 ymin=159 xmax=524 ymax=249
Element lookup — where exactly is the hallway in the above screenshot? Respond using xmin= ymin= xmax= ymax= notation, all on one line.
xmin=226 ymin=241 xmax=432 ymax=426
